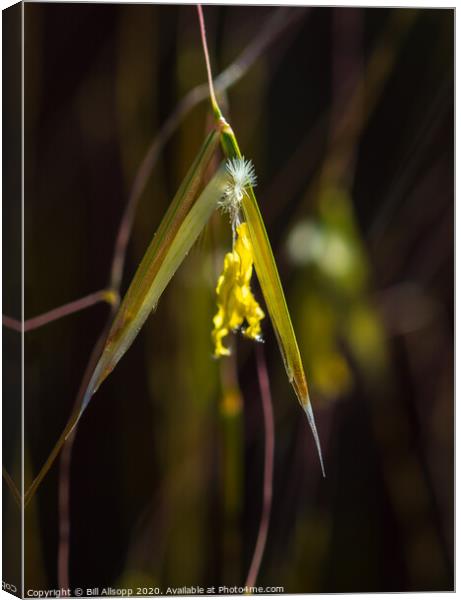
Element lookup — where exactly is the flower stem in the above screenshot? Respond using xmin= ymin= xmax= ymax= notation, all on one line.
xmin=196 ymin=4 xmax=222 ymax=120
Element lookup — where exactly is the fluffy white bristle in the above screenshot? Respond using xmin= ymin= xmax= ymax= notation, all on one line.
xmin=218 ymin=157 xmax=257 ymax=223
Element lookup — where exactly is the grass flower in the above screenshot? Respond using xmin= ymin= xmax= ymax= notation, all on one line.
xmin=212 ymin=221 xmax=265 ymax=357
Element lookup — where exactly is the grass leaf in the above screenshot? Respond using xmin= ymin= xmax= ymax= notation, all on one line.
xmin=84 ymin=131 xmax=223 ymax=407
xmin=25 ymin=131 xmax=225 ymax=505
xmin=220 ymin=123 xmax=325 ymax=476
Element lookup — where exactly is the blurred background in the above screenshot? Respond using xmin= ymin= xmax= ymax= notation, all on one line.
xmin=4 ymin=3 xmax=453 ymax=594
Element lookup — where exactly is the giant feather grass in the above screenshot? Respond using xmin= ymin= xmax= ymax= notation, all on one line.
xmin=24 ymin=7 xmax=324 ymax=507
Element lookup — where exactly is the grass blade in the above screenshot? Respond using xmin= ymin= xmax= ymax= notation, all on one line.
xmin=25 ymin=131 xmax=226 ymax=505
xmin=83 ymin=131 xmax=222 ymax=406
xmin=220 ymin=123 xmax=325 ymax=476
xmin=85 ymin=170 xmax=229 ymax=406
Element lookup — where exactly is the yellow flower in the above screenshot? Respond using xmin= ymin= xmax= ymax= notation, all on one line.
xmin=212 ymin=222 xmax=265 ymax=357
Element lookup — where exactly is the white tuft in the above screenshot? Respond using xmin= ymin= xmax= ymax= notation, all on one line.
xmin=218 ymin=157 xmax=257 ymax=227
xmin=225 ymin=157 xmax=257 ymax=195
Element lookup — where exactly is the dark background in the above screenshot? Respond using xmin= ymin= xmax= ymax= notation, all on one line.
xmin=5 ymin=3 xmax=454 ymax=593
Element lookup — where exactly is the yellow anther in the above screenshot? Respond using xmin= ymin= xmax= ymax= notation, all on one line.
xmin=212 ymin=222 xmax=265 ymax=357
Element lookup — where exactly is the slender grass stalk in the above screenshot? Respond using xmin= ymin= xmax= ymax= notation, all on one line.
xmin=245 ymin=344 xmax=275 ymax=589
xmin=2 ymin=289 xmax=118 ymax=333
xmin=2 ymin=315 xmax=22 ymax=332
xmin=57 ymin=436 xmax=72 ymax=589
xmin=56 ymin=314 xmax=116 ymax=588
xmin=197 ymin=5 xmax=222 ymax=120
